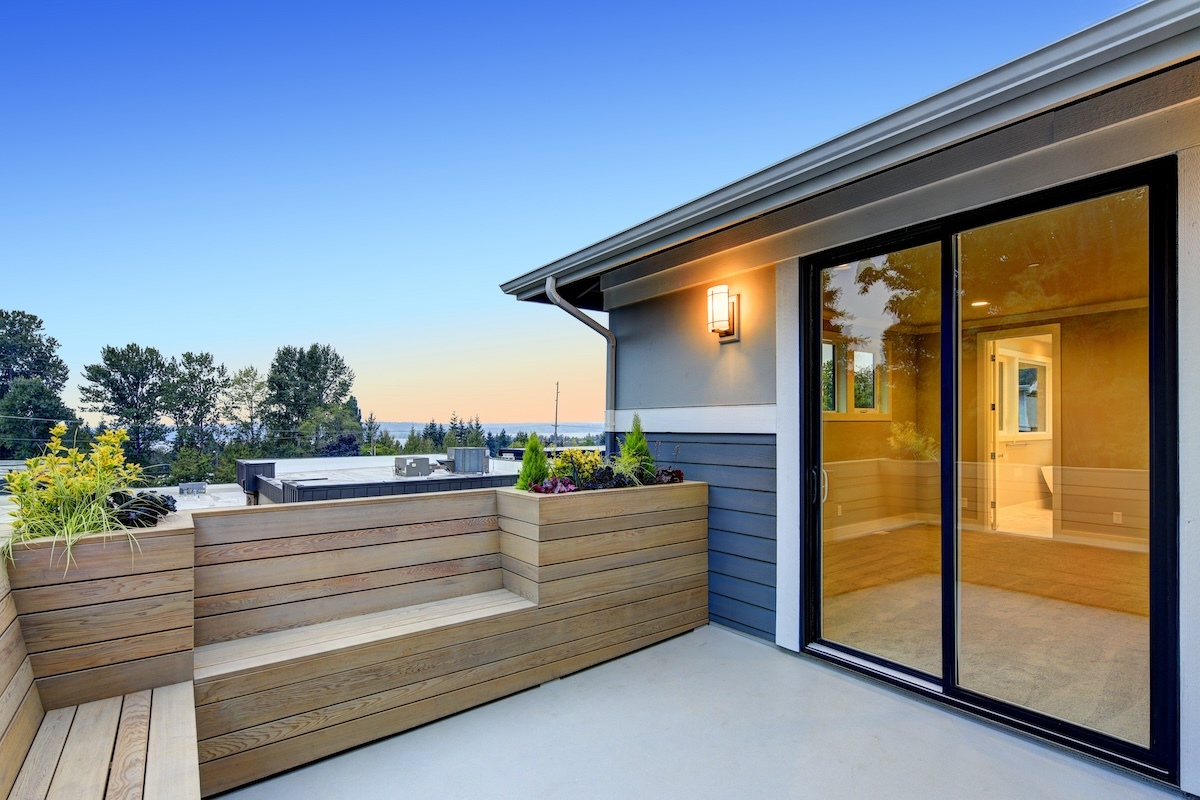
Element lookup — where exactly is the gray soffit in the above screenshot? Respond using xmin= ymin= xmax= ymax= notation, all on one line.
xmin=499 ymin=0 xmax=1200 ymax=310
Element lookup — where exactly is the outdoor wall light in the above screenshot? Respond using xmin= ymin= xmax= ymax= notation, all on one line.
xmin=707 ymin=284 xmax=740 ymax=343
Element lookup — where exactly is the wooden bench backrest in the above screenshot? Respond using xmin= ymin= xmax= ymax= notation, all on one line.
xmin=0 ymin=564 xmax=44 ymax=798
xmin=192 ymin=491 xmax=503 ymax=646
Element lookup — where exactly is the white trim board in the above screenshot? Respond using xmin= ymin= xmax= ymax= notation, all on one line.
xmin=1176 ymin=145 xmax=1199 ymax=797
xmin=775 ymin=259 xmax=801 ymax=651
xmin=613 ymin=405 xmax=776 ymax=434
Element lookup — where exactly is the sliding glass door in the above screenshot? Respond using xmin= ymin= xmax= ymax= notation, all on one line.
xmin=804 ymin=160 xmax=1177 ymax=777
xmin=818 ymin=242 xmax=942 ymax=677
xmin=956 ymin=188 xmax=1152 ymax=746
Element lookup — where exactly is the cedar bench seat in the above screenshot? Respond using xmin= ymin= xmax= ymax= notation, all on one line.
xmin=191 ymin=589 xmax=536 ymax=795
xmin=193 ymin=589 xmax=536 ymax=685
xmin=9 ymin=682 xmax=200 ymax=799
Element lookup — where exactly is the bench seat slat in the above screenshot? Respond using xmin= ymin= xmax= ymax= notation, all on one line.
xmin=105 ymin=690 xmax=151 ymax=800
xmin=46 ymin=696 xmax=122 ymax=799
xmin=8 ymin=705 xmax=73 ymax=800
xmin=144 ymin=683 xmax=201 ymax=800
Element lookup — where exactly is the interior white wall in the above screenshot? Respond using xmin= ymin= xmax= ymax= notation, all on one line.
xmin=1176 ymin=144 xmax=1199 ymax=797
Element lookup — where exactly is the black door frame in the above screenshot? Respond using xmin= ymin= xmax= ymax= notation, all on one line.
xmin=798 ymin=156 xmax=1179 ymax=782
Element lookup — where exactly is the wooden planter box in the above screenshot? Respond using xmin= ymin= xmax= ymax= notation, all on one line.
xmin=3 ymin=512 xmax=195 ymax=708
xmin=495 ymin=480 xmax=709 ymax=605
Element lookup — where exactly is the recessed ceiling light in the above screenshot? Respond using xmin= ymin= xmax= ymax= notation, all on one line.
xmin=970 ymin=301 xmax=989 ymax=307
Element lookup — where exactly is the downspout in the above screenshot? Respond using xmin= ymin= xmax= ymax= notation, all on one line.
xmin=545 ymin=276 xmax=618 ymax=456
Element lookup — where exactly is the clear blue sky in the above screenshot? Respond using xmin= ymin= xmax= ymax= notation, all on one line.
xmin=0 ymin=0 xmax=1139 ymax=424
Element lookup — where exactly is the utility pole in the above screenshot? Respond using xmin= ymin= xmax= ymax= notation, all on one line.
xmin=554 ymin=382 xmax=560 ymax=452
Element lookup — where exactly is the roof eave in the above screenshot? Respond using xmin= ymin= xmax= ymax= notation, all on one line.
xmin=500 ymin=0 xmax=1200 ymax=303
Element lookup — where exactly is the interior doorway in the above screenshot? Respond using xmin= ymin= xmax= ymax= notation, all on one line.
xmin=977 ymin=326 xmax=1060 ymax=539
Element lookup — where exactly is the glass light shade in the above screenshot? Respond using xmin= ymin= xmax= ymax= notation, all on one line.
xmin=708 ymin=285 xmax=731 ymax=334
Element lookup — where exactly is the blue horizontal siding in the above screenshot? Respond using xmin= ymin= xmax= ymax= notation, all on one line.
xmin=709 ymin=551 xmax=775 ymax=587
xmin=709 ymin=486 xmax=776 ymax=516
xmin=669 ymin=462 xmax=776 ymax=492
xmin=710 ymin=573 xmax=776 ymax=611
xmin=649 ymin=431 xmax=778 ymax=643
xmin=710 ymin=529 xmax=776 ymax=562
xmin=710 ymin=595 xmax=775 ymax=638
xmin=709 ymin=508 xmax=775 ymax=539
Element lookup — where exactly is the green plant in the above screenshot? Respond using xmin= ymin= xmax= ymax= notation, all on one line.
xmin=887 ymin=421 xmax=939 ymax=461
xmin=3 ymin=423 xmax=145 ymax=564
xmin=551 ymin=448 xmax=602 ymax=482
xmin=515 ymin=434 xmax=549 ymax=491
xmin=616 ymin=413 xmax=655 ymax=483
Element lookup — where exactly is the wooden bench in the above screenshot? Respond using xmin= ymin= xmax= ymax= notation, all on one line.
xmin=189 ymin=485 xmax=708 ymax=796
xmin=9 ymin=683 xmax=199 ymax=799
xmin=1 ymin=557 xmax=200 ymax=800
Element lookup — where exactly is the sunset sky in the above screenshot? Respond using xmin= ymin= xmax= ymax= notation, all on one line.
xmin=1 ymin=0 xmax=1136 ymax=425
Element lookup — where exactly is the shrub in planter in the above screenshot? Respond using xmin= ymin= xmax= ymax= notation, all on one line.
xmin=616 ymin=412 xmax=654 ymax=483
xmin=551 ymin=448 xmax=602 ymax=483
xmin=530 ymin=476 xmax=576 ymax=494
xmin=515 ymin=434 xmax=549 ymax=491
xmin=3 ymin=423 xmax=175 ymax=563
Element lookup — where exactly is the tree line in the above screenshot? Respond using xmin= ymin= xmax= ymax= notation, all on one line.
xmin=0 ymin=309 xmax=595 ymax=485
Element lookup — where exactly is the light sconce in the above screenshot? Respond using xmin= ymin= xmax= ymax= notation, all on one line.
xmin=707 ymin=284 xmax=740 ymax=343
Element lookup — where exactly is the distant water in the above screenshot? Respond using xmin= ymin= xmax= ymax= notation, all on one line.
xmin=380 ymin=421 xmax=604 ymax=443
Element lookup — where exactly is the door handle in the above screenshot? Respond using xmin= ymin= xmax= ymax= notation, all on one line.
xmin=821 ymin=468 xmax=829 ymax=504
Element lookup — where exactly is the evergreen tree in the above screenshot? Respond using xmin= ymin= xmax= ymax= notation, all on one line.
xmin=163 ymin=351 xmax=229 ymax=452
xmin=264 ymin=343 xmax=354 ymax=450
xmin=0 ymin=377 xmax=82 ymax=459
xmin=617 ymin=412 xmax=655 ymax=482
xmin=0 ymin=310 xmax=68 ymax=398
xmin=444 ymin=429 xmax=459 ymax=451
xmin=435 ymin=424 xmax=446 ymax=448
xmin=362 ymin=412 xmax=382 ymax=454
xmin=79 ymin=343 xmax=170 ymax=464
xmin=422 ymin=419 xmax=438 ymax=444
xmin=515 ymin=434 xmax=549 ymax=491
xmin=223 ymin=366 xmax=268 ymax=446
xmin=485 ymin=431 xmax=497 ymax=456
xmin=447 ymin=412 xmax=465 ymax=445
xmin=497 ymin=428 xmax=511 ymax=449
xmin=298 ymin=403 xmax=362 ymax=456
xmin=370 ymin=429 xmax=401 ymax=455
xmin=345 ymin=395 xmax=362 ymax=423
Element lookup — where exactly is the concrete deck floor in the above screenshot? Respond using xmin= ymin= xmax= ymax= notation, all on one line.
xmin=220 ymin=625 xmax=1184 ymax=800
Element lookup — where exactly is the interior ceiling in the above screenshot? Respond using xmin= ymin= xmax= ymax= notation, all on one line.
xmin=828 ymin=187 xmax=1149 ymax=331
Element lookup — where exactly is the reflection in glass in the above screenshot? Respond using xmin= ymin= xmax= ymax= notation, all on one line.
xmin=853 ymin=351 xmax=876 ymax=409
xmin=819 ymin=242 xmax=941 ymax=676
xmin=957 ymin=188 xmax=1150 ymax=745
xmin=822 ymin=342 xmax=837 ymax=411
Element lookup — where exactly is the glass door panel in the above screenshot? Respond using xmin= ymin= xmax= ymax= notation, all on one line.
xmin=956 ymin=188 xmax=1151 ymax=745
xmin=818 ymin=242 xmax=942 ymax=676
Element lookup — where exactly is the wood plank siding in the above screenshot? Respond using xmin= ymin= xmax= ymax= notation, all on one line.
xmin=648 ymin=433 xmax=777 ymax=640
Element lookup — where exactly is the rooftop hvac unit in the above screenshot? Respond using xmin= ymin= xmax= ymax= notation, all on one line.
xmin=447 ymin=447 xmax=489 ymax=474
